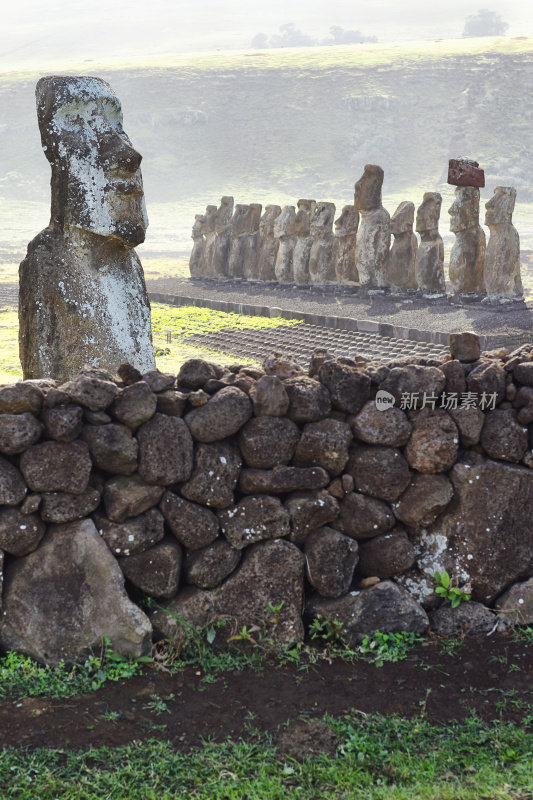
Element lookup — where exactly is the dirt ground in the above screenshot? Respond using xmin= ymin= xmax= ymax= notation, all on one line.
xmin=0 ymin=633 xmax=531 ymax=752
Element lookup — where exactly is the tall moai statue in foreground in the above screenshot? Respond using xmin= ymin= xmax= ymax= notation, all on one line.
xmin=414 ymin=193 xmax=445 ymax=294
xmin=257 ymin=205 xmax=281 ymax=281
xmin=448 ymin=187 xmax=486 ymax=293
xmin=242 ymin=203 xmax=263 ymax=280
xmin=386 ymin=201 xmax=418 ymax=291
xmin=212 ymin=196 xmax=234 ymax=277
xmin=189 ymin=214 xmax=206 ymax=277
xmin=19 ymin=76 xmax=155 ymax=382
xmin=308 ymin=202 xmax=337 ymax=283
xmin=227 ymin=204 xmax=250 ymax=279
xmin=354 ymin=165 xmax=390 ymax=288
xmin=484 ymin=187 xmax=523 ymax=299
xmin=292 ymin=199 xmax=315 ymax=285
xmin=274 ymin=206 xmax=297 ymax=283
xmin=334 ymin=205 xmax=359 ymax=284
xmin=200 ymin=204 xmax=218 ymax=277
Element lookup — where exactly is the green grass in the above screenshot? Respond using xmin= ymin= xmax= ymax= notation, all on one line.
xmin=0 ymin=307 xmax=21 ymax=383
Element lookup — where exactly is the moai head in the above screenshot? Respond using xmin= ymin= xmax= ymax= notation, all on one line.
xmin=192 ymin=214 xmax=206 ymax=241
xmin=354 ymin=164 xmax=384 ymax=211
xmin=485 ymin=186 xmax=516 ymax=225
xmin=216 ymin=196 xmax=234 ymax=231
xmin=273 ymin=206 xmax=296 ymax=239
xmin=310 ymin=202 xmax=336 ymax=236
xmin=259 ymin=205 xmax=281 ymax=238
xmin=36 ymin=75 xmax=148 ymax=248
xmin=391 ymin=201 xmax=415 ymax=236
xmin=448 ymin=187 xmax=480 ymax=233
xmin=204 ymin=205 xmax=218 ymax=234
xmin=334 ymin=206 xmax=359 ymax=238
xmin=231 ymin=204 xmax=250 ymax=236
xmin=294 ymin=199 xmax=316 ymax=236
xmin=247 ymin=203 xmax=262 ymax=231
xmin=416 ymin=192 xmax=442 ymax=235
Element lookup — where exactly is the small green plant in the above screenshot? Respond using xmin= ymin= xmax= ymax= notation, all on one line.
xmin=434 ymin=570 xmax=471 ymax=608
xmin=512 ymin=625 xmax=533 ymax=646
xmin=143 ymin=693 xmax=174 ymax=715
xmin=357 ymin=631 xmax=424 ymax=667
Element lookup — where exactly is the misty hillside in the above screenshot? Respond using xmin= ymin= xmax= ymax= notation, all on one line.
xmin=1 ymin=37 xmax=532 ymax=258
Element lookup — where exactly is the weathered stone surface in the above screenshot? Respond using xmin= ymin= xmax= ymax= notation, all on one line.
xmin=156 ymin=390 xmax=187 ymax=417
xmin=84 ymin=409 xmax=111 ymax=425
xmin=273 ymin=206 xmax=296 ymax=283
xmin=284 ymin=376 xmax=331 ymax=422
xmin=189 ymin=213 xmax=206 ymax=277
xmin=94 ymin=508 xmax=165 ymax=557
xmin=62 ymin=376 xmax=118 ymax=412
xmin=20 ymin=441 xmax=92 ymax=494
xmin=334 ymin=205 xmax=359 ymax=283
xmin=42 ymin=404 xmax=83 ymax=442
xmin=449 ymin=332 xmax=481 ymax=363
xmin=0 ymin=456 xmax=27 ymax=505
xmin=479 ymin=409 xmax=528 ymax=462
xmin=242 ymin=203 xmax=263 ymax=281
xmin=111 ymin=382 xmax=157 ymax=429
xmin=119 ymin=537 xmax=182 ymax=599
xmin=104 ymin=475 xmax=164 ymax=523
xmin=142 ymin=370 xmax=175 ymax=393
xmin=0 ymin=413 xmax=43 ymax=455
xmin=184 ymin=539 xmax=241 ymax=589
xmin=212 ymin=196 xmax=234 ymax=277
xmin=429 ymin=602 xmax=495 ymax=636
xmin=263 ymin=353 xmax=303 ymax=380
xmin=293 ymin=419 xmax=352 ymax=476
xmin=449 ymin=406 xmax=485 ymax=446
xmin=304 ymin=526 xmax=359 ymax=597
xmin=219 ymin=495 xmax=290 ymax=549
xmin=150 ymin=586 xmax=214 ymax=640
xmin=82 ymin=423 xmax=138 ymax=475
xmin=20 ymin=494 xmax=41 ymax=515
xmin=514 ymin=385 xmax=533 ymax=425
xmin=160 ymin=490 xmax=219 ymax=549
xmin=448 ymin=158 xmax=485 ymax=188
xmin=0 ymin=519 xmax=151 ymax=664
xmin=441 ymin=359 xmax=467 ymax=397
xmin=308 ymin=202 xmax=337 ymax=284
xmin=497 ymin=578 xmax=533 ymax=627
xmin=357 ymin=530 xmax=415 ymax=578
xmin=198 ymin=204 xmax=217 ymax=277
xmin=249 ymin=375 xmax=290 ymax=417
xmin=227 ymin=204 xmax=252 ymax=279
xmin=404 ymin=409 xmax=459 ymax=473
xmin=0 ymin=383 xmax=43 ymax=414
xmin=292 ymin=199 xmax=315 ymax=284
xmin=237 ymin=416 xmax=299 ymax=469
xmin=350 ymin=401 xmax=411 ymax=446
xmin=385 ymin=201 xmax=417 ymax=290
xmin=177 ymin=359 xmax=217 ymax=390
xmin=512 ymin=362 xmax=533 ymax=387
xmin=380 ymin=365 xmax=446 ymax=404
xmin=181 ymin=441 xmax=242 ymax=509
xmin=415 ymin=192 xmax=445 ymax=293
xmin=392 ymin=473 xmax=453 ymax=529
xmin=307 ymin=580 xmax=429 ymax=644
xmin=347 ymin=446 xmax=411 ymax=502
xmin=0 ymin=508 xmax=45 ymax=556
xmin=336 ymin=492 xmax=395 ymax=539
xmin=317 ymin=359 xmax=371 ymax=414
xmin=285 ymin=489 xmax=340 ymax=544
xmin=484 ymin=187 xmax=522 ymax=298
xmin=239 ymin=466 xmax=329 ymax=495
xmin=41 ymin=487 xmax=101 ymax=523
xmin=137 ymin=414 xmax=194 ymax=485
xmin=448 ymin=186 xmax=486 ymax=294
xmin=257 ymin=205 xmax=281 ymax=281
xmin=466 ymin=359 xmax=506 ymax=404
xmin=354 ymin=165 xmax=391 ymax=288
xmin=185 ymin=387 xmax=252 ymax=443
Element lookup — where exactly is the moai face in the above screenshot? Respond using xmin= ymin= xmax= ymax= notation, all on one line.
xmin=294 ymin=199 xmax=315 ymax=236
xmin=310 ymin=202 xmax=335 ymax=236
xmin=334 ymin=206 xmax=359 ymax=237
xmin=231 ymin=205 xmax=250 ymax=236
xmin=391 ymin=201 xmax=415 ymax=236
xmin=354 ymin=164 xmax=384 ymax=211
xmin=37 ymin=76 xmax=148 ymax=248
xmin=259 ymin=205 xmax=281 ymax=238
xmin=247 ymin=203 xmax=262 ymax=231
xmin=204 ymin=205 xmax=218 ymax=234
xmin=273 ymin=206 xmax=296 ymax=239
xmin=192 ymin=214 xmax=206 ymax=240
xmin=216 ymin=196 xmax=234 ymax=231
xmin=448 ymin=187 xmax=480 ymax=233
xmin=416 ymin=192 xmax=442 ymax=234
xmin=485 ymin=186 xmax=516 ymax=225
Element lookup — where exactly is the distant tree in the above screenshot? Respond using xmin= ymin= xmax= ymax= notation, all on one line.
xmin=326 ymin=26 xmax=377 ymax=45
xmin=251 ymin=33 xmax=268 ymax=49
xmin=463 ymin=9 xmax=508 ymax=36
xmin=270 ymin=23 xmax=317 ymax=48
xmin=251 ymin=22 xmax=376 ymax=50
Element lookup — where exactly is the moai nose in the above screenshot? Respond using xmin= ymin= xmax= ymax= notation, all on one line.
xmin=101 ymin=131 xmax=142 ymax=174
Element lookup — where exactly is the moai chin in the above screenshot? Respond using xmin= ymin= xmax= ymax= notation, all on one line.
xmin=353 ymin=164 xmax=391 ymax=288
xmin=415 ymin=193 xmax=445 ymax=294
xmin=200 ymin=204 xmax=218 ymax=277
xmin=227 ymin=204 xmax=250 ymax=279
xmin=242 ymin=203 xmax=263 ymax=280
xmin=257 ymin=205 xmax=281 ymax=281
xmin=448 ymin=187 xmax=486 ymax=294
xmin=19 ymin=76 xmax=155 ymax=382
xmin=189 ymin=214 xmax=206 ymax=278
xmin=334 ymin=206 xmax=359 ymax=284
xmin=308 ymin=202 xmax=337 ymax=284
xmin=212 ymin=196 xmax=234 ymax=277
xmin=292 ymin=199 xmax=316 ymax=285
xmin=274 ymin=206 xmax=297 ymax=284
xmin=484 ymin=187 xmax=523 ymax=299
xmin=385 ymin=201 xmax=418 ymax=291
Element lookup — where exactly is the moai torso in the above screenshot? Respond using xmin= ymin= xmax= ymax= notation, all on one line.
xmin=414 ymin=192 xmax=445 ymax=294
xmin=189 ymin=214 xmax=206 ymax=277
xmin=212 ymin=196 xmax=234 ymax=277
xmin=201 ymin=205 xmax=218 ymax=277
xmin=354 ymin=164 xmax=391 ymax=288
xmin=292 ymin=199 xmax=316 ymax=285
xmin=334 ymin=205 xmax=359 ymax=284
xmin=385 ymin=201 xmax=417 ymax=290
xmin=274 ymin=206 xmax=296 ymax=283
xmin=18 ymin=76 xmax=155 ymax=381
xmin=308 ymin=202 xmax=337 ymax=284
xmin=257 ymin=205 xmax=281 ymax=281
xmin=448 ymin=187 xmax=486 ymax=294
xmin=484 ymin=187 xmax=523 ymax=298
xmin=227 ymin=204 xmax=249 ymax=279
xmin=242 ymin=204 xmax=263 ymax=280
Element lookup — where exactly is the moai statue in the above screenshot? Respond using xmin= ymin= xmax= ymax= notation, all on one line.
xmin=19 ymin=76 xmax=155 ymax=382
xmin=212 ymin=196 xmax=234 ymax=277
xmin=385 ymin=201 xmax=418 ymax=291
xmin=227 ymin=204 xmax=249 ymax=279
xmin=200 ymin=204 xmax=218 ymax=277
xmin=308 ymin=202 xmax=337 ymax=284
xmin=484 ymin=187 xmax=523 ymax=299
xmin=354 ymin=164 xmax=391 ymax=288
xmin=448 ymin=187 xmax=486 ymax=294
xmin=415 ymin=193 xmax=445 ymax=294
xmin=242 ymin=203 xmax=263 ymax=280
xmin=292 ymin=199 xmax=316 ymax=285
xmin=334 ymin=205 xmax=359 ymax=284
xmin=257 ymin=205 xmax=281 ymax=281
xmin=274 ymin=206 xmax=297 ymax=283
xmin=189 ymin=214 xmax=206 ymax=277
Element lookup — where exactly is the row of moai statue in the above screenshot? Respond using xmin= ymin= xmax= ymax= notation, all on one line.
xmin=189 ymin=165 xmax=522 ymax=299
